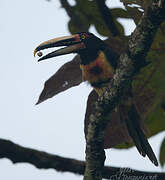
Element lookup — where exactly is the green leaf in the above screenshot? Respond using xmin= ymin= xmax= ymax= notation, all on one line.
xmin=111 ymin=8 xmax=132 ymax=19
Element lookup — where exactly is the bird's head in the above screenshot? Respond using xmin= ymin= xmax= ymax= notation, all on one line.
xmin=34 ymin=32 xmax=105 ymax=65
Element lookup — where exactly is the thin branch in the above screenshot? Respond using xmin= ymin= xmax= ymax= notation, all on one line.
xmin=84 ymin=1 xmax=165 ymax=180
xmin=0 ymin=138 xmax=164 ymax=179
xmin=60 ymin=0 xmax=73 ymax=18
xmin=59 ymin=0 xmax=88 ymax=32
xmin=95 ymin=0 xmax=120 ymax=36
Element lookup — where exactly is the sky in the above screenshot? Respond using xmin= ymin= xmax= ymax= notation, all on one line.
xmin=0 ymin=0 xmax=164 ymax=180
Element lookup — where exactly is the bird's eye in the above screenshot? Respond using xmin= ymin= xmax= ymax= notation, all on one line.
xmin=81 ymin=35 xmax=86 ymax=39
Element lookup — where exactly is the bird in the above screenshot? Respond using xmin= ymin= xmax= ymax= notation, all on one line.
xmin=34 ymin=32 xmax=158 ymax=166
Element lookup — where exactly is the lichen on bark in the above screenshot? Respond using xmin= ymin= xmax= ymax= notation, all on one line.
xmin=84 ymin=1 xmax=165 ymax=180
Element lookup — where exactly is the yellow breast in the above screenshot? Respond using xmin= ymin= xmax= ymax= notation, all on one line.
xmin=80 ymin=51 xmax=114 ymax=85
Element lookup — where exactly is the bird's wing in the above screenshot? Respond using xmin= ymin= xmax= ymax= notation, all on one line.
xmin=84 ymin=90 xmax=132 ymax=148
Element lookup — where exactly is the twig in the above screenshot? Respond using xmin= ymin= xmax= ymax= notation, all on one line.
xmin=60 ymin=0 xmax=73 ymax=18
xmin=59 ymin=0 xmax=88 ymax=32
xmin=95 ymin=0 xmax=120 ymax=36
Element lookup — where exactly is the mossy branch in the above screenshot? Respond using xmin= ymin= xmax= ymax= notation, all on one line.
xmin=84 ymin=1 xmax=165 ymax=180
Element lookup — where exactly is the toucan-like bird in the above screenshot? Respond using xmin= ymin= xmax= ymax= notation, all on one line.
xmin=34 ymin=32 xmax=158 ymax=166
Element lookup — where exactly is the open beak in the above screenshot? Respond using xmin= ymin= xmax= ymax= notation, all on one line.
xmin=34 ymin=34 xmax=86 ymax=61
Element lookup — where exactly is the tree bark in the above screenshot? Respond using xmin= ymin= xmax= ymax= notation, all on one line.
xmin=84 ymin=1 xmax=165 ymax=179
xmin=0 ymin=138 xmax=164 ymax=179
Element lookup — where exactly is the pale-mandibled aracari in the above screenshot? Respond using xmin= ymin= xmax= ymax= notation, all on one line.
xmin=34 ymin=32 xmax=158 ymax=166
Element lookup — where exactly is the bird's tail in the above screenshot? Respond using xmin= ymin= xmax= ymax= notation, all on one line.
xmin=125 ymin=103 xmax=158 ymax=166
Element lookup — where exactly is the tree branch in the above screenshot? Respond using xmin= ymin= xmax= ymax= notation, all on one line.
xmin=0 ymin=138 xmax=85 ymax=174
xmin=84 ymin=1 xmax=165 ymax=180
xmin=59 ymin=0 xmax=88 ymax=32
xmin=95 ymin=0 xmax=120 ymax=36
xmin=0 ymin=138 xmax=164 ymax=179
xmin=60 ymin=0 xmax=73 ymax=18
